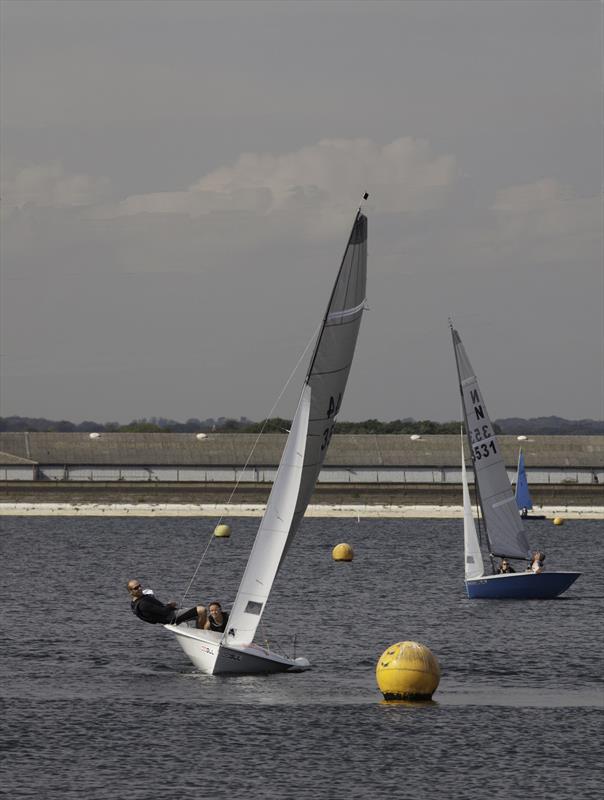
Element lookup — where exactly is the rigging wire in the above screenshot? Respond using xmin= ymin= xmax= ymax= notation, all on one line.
xmin=179 ymin=318 xmax=324 ymax=606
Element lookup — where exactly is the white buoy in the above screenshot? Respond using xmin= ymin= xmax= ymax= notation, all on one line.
xmin=410 ymin=434 xmax=421 ymax=441
xmin=89 ymin=432 xmax=100 ymax=439
xmin=290 ymin=657 xmax=311 ymax=671
xmin=196 ymin=433 xmax=207 ymax=440
xmin=517 ymin=435 xmax=528 ymax=441
xmin=214 ymin=523 xmax=231 ymax=538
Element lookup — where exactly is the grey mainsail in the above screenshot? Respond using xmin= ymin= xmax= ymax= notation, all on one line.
xmin=286 ymin=210 xmax=367 ymax=560
xmin=451 ymin=325 xmax=531 ymax=561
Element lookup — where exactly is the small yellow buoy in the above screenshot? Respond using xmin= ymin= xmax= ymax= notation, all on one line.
xmin=332 ymin=542 xmax=354 ymax=561
xmin=214 ymin=523 xmax=231 ymax=538
xmin=553 ymin=517 xmax=565 ymax=526
xmin=376 ymin=641 xmax=440 ymax=701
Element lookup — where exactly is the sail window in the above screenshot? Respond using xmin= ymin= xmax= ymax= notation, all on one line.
xmin=244 ymin=601 xmax=263 ymax=615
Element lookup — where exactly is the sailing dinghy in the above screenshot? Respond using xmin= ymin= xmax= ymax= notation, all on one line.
xmin=166 ymin=201 xmax=368 ymax=673
xmin=452 ymin=323 xmax=580 ymax=599
xmin=515 ymin=448 xmax=546 ymax=519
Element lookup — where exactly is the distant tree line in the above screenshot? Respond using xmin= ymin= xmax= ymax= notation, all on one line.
xmin=2 ymin=415 xmax=602 ymax=435
xmin=0 ymin=415 xmax=251 ymax=434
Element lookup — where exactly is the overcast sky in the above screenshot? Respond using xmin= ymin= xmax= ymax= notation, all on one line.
xmin=1 ymin=0 xmax=602 ymax=424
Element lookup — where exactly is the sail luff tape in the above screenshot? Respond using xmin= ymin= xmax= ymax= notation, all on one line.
xmin=326 ymin=300 xmax=366 ymax=322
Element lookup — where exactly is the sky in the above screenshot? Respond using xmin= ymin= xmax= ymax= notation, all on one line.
xmin=1 ymin=0 xmax=602 ymax=424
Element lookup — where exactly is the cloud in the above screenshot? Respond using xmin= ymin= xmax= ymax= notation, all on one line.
xmin=1 ymin=162 xmax=109 ymax=211
xmin=491 ymin=178 xmax=601 ymax=242
xmin=106 ymin=137 xmax=458 ymax=232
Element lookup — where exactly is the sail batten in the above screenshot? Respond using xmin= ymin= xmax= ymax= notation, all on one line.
xmin=451 ymin=325 xmax=531 ymax=561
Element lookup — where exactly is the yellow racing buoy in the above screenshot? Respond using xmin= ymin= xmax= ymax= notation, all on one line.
xmin=214 ymin=523 xmax=231 ymax=538
xmin=553 ymin=517 xmax=565 ymax=526
xmin=376 ymin=641 xmax=440 ymax=701
xmin=332 ymin=542 xmax=354 ymax=561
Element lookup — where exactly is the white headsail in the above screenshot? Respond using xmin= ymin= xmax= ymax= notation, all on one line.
xmin=225 ymin=209 xmax=368 ymax=646
xmin=225 ymin=385 xmax=311 ymax=646
xmin=461 ymin=434 xmax=484 ymax=579
xmin=451 ymin=325 xmax=531 ymax=561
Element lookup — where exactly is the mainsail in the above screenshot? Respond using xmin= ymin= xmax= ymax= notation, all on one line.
xmin=226 ymin=210 xmax=368 ymax=646
xmin=451 ymin=325 xmax=531 ymax=561
xmin=288 ymin=211 xmax=367 ymax=554
xmin=515 ymin=449 xmax=533 ymax=512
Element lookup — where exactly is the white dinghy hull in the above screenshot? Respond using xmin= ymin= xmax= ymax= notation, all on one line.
xmin=166 ymin=625 xmax=309 ymax=675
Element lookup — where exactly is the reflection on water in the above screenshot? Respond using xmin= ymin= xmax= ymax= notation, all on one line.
xmin=1 ymin=516 xmax=602 ymax=799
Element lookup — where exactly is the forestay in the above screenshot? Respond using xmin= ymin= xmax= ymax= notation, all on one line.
xmin=451 ymin=326 xmax=531 ymax=560
xmin=225 ymin=211 xmax=367 ymax=646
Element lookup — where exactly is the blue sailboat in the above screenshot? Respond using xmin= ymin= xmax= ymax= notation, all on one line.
xmin=515 ymin=449 xmax=546 ymax=519
xmin=451 ymin=323 xmax=580 ymax=599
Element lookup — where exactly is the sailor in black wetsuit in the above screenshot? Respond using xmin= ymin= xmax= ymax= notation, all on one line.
xmin=205 ymin=601 xmax=229 ymax=633
xmin=127 ymin=579 xmax=206 ymax=626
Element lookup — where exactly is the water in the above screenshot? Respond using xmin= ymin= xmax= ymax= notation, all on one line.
xmin=1 ymin=516 xmax=602 ymax=799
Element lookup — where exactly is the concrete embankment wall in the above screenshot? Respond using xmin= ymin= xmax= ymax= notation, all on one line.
xmin=1 ymin=480 xmax=601 ymax=507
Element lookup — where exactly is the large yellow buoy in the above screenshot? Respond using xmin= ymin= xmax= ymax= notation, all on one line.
xmin=214 ymin=523 xmax=231 ymax=538
xmin=332 ymin=542 xmax=354 ymax=561
xmin=553 ymin=517 xmax=565 ymax=526
xmin=376 ymin=641 xmax=441 ymax=701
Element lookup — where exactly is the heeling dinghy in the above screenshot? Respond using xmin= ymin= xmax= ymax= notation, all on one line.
xmin=451 ymin=323 xmax=580 ymax=600
xmin=166 ymin=198 xmax=369 ymax=674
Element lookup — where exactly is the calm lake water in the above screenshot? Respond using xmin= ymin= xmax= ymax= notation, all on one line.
xmin=1 ymin=515 xmax=602 ymax=799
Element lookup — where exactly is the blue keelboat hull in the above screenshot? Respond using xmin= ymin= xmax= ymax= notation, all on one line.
xmin=466 ymin=571 xmax=580 ymax=599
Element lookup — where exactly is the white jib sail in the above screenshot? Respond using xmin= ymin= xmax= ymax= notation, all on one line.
xmin=225 ymin=384 xmax=311 ymax=646
xmin=451 ymin=326 xmax=531 ymax=560
xmin=462 ymin=436 xmax=484 ymax=579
